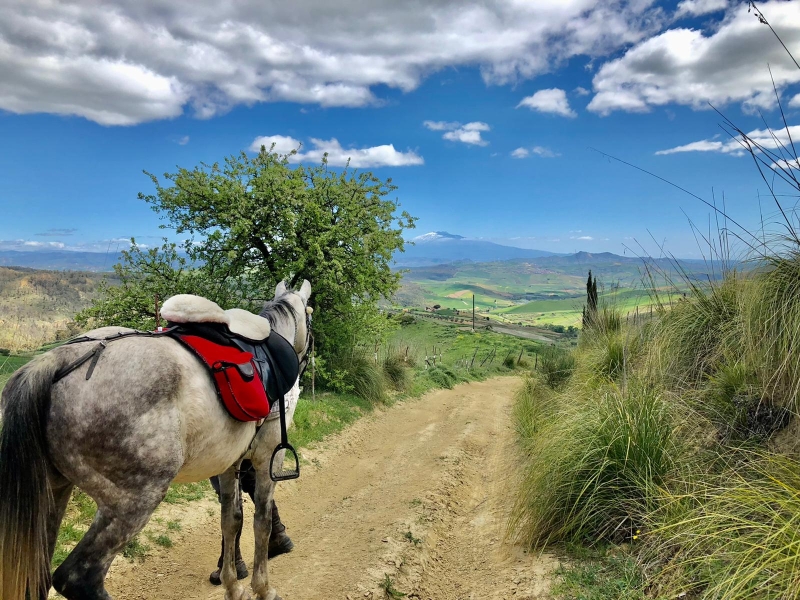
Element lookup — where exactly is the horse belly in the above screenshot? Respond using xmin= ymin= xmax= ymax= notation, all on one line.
xmin=173 ymin=364 xmax=257 ymax=483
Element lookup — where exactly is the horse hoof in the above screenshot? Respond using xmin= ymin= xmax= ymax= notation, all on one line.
xmin=224 ymin=586 xmax=252 ymax=600
xmin=257 ymin=588 xmax=280 ymax=600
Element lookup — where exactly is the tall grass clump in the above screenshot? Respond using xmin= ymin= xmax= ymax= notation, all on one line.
xmin=509 ymin=381 xmax=680 ymax=548
xmin=649 ymin=451 xmax=800 ymax=600
xmin=326 ymin=351 xmax=387 ymax=403
xmin=538 ymin=346 xmax=576 ymax=390
xmin=646 ymin=275 xmax=743 ymax=390
xmin=513 ymin=375 xmax=556 ymax=446
xmin=744 ymin=251 xmax=800 ymax=409
xmin=382 ymin=351 xmax=410 ymax=391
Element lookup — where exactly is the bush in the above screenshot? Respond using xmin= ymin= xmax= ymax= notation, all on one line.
xmin=397 ymin=313 xmax=416 ymax=326
xmin=0 ymin=348 xmax=9 ymax=356
xmin=503 ymin=354 xmax=517 ymax=368
xmin=538 ymin=347 xmax=576 ymax=390
xmin=583 ymin=333 xmax=625 ymax=381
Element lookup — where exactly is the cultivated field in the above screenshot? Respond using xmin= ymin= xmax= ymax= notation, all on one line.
xmin=396 ymin=255 xmax=707 ymax=328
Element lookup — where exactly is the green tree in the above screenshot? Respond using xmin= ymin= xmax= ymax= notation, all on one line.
xmin=583 ymin=270 xmax=599 ymax=329
xmin=79 ymin=148 xmax=416 ymax=354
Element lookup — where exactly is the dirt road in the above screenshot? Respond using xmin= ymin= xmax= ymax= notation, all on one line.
xmin=105 ymin=377 xmax=558 ymax=600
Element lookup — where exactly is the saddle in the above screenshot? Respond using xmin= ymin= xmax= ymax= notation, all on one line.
xmin=161 ymin=294 xmax=299 ymax=422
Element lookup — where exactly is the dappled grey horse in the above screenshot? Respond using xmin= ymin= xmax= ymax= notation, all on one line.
xmin=0 ymin=280 xmax=312 ymax=600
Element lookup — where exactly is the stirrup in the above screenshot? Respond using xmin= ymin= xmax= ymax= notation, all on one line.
xmin=269 ymin=442 xmax=300 ymax=481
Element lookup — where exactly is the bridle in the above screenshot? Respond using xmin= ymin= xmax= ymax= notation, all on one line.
xmin=285 ymin=298 xmax=313 ymax=377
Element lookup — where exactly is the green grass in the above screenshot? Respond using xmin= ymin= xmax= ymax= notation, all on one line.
xmin=153 ymin=534 xmax=173 ymax=548
xmin=379 ymin=574 xmax=407 ymax=599
xmin=122 ymin=536 xmax=150 ymax=561
xmin=292 ymin=390 xmax=373 ymax=450
xmin=553 ymin=548 xmax=645 ymax=600
xmin=163 ymin=481 xmax=211 ymax=503
xmin=0 ymin=353 xmax=32 ymax=392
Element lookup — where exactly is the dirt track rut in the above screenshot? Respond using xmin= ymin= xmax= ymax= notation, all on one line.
xmin=105 ymin=377 xmax=558 ymax=600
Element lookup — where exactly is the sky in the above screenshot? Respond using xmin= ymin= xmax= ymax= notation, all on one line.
xmin=1 ymin=0 xmax=800 ymax=258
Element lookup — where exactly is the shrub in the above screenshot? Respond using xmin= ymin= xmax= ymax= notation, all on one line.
xmin=397 ymin=313 xmax=416 ymax=325
xmin=0 ymin=348 xmax=9 ymax=357
xmin=503 ymin=354 xmax=517 ymax=368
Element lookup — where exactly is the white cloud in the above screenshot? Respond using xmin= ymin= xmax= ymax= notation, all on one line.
xmin=22 ymin=240 xmax=66 ymax=249
xmin=511 ymin=145 xmax=560 ymax=158
xmin=570 ymin=235 xmax=594 ymax=240
xmin=655 ymin=125 xmax=800 ymax=156
xmin=589 ymin=1 xmax=800 ymax=115
xmin=517 ymin=88 xmax=577 ymax=117
xmin=250 ymin=135 xmax=303 ymax=154
xmin=790 ymin=94 xmax=800 ymax=108
xmin=177 ymin=135 xmax=190 ymax=145
xmin=0 ymin=1 xmax=665 ymax=125
xmin=249 ymin=135 xmax=423 ymax=167
xmin=423 ymin=120 xmax=461 ymax=131
xmin=574 ymin=86 xmax=591 ymax=96
xmin=675 ymin=0 xmax=728 ymax=18
xmin=771 ymin=159 xmax=800 ymax=170
xmin=427 ymin=121 xmax=491 ymax=146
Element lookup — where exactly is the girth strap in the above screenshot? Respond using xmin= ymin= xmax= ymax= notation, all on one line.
xmin=53 ymin=342 xmax=106 ymax=382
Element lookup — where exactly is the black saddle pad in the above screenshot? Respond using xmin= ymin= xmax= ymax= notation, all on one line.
xmin=244 ymin=331 xmax=299 ymax=401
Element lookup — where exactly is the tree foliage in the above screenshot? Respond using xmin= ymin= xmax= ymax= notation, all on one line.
xmin=79 ymin=148 xmax=416 ymax=353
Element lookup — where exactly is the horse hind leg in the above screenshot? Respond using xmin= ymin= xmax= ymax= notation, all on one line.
xmin=42 ymin=480 xmax=74 ymax=596
xmin=52 ymin=484 xmax=169 ymax=600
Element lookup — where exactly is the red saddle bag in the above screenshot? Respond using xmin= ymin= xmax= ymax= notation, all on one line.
xmin=177 ymin=334 xmax=270 ymax=422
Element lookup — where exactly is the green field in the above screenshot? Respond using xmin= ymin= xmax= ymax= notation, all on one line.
xmin=396 ymin=257 xmax=686 ymax=328
xmin=0 ymin=354 xmax=31 ymax=391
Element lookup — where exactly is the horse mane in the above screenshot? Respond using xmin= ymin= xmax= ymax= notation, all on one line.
xmin=259 ymin=296 xmax=297 ymax=327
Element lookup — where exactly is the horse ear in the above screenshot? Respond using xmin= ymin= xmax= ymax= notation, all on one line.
xmin=298 ymin=280 xmax=312 ymax=302
xmin=274 ymin=281 xmax=287 ymax=298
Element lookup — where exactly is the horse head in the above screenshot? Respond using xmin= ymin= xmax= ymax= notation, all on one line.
xmin=262 ymin=280 xmax=313 ymax=368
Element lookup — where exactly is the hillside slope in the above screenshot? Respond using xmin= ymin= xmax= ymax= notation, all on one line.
xmin=0 ymin=267 xmax=113 ymax=352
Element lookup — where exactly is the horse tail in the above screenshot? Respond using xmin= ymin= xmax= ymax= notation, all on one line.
xmin=0 ymin=352 xmax=61 ymax=600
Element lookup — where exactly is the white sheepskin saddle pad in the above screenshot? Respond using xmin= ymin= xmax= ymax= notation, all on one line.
xmin=161 ymin=294 xmax=271 ymax=341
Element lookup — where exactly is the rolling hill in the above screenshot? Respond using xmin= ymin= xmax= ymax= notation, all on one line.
xmin=396 ymin=252 xmax=724 ymax=328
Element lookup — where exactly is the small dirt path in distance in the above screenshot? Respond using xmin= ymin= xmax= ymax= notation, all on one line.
xmin=105 ymin=377 xmax=559 ymax=600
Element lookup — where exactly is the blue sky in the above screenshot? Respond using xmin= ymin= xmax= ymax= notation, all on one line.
xmin=1 ymin=0 xmax=800 ymax=258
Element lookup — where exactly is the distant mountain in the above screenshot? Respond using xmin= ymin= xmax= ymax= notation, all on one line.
xmin=0 ymin=250 xmax=123 ymax=271
xmin=395 ymin=232 xmax=560 ymax=267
